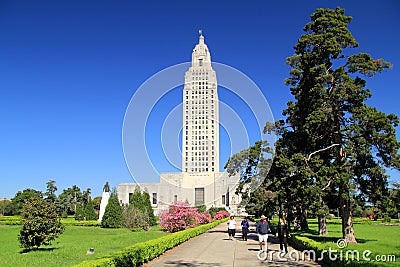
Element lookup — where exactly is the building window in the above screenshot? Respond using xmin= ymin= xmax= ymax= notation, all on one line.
xmin=195 ymin=188 xmax=205 ymax=205
xmin=129 ymin=193 xmax=133 ymax=202
xmin=199 ymin=59 xmax=203 ymax=66
xmin=222 ymin=195 xmax=225 ymax=205
xmin=174 ymin=195 xmax=178 ymax=202
xmin=152 ymin=193 xmax=157 ymax=205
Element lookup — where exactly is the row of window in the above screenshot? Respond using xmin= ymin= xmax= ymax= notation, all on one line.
xmin=146 ymin=192 xmax=229 ymax=206
xmin=185 ymin=157 xmax=215 ymax=161
xmin=191 ymin=71 xmax=209 ymax=76
xmin=185 ymin=167 xmax=215 ymax=172
xmin=185 ymin=88 xmax=214 ymax=94
xmin=186 ymin=161 xmax=213 ymax=167
xmin=185 ymin=151 xmax=211 ymax=156
xmin=192 ymin=76 xmax=208 ymax=81
xmin=185 ymin=146 xmax=215 ymax=151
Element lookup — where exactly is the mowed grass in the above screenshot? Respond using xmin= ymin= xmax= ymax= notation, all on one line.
xmin=0 ymin=225 xmax=167 ymax=267
xmin=301 ymin=219 xmax=400 ymax=266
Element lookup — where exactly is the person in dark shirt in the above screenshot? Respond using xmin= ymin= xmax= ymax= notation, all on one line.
xmin=240 ymin=217 xmax=249 ymax=241
xmin=277 ymin=217 xmax=290 ymax=253
xmin=256 ymin=215 xmax=270 ymax=251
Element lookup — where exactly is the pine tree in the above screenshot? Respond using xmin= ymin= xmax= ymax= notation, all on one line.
xmin=129 ymin=185 xmax=144 ymax=211
xmin=101 ymin=193 xmax=123 ymax=228
xmin=142 ymin=190 xmax=157 ymax=225
xmin=84 ymin=201 xmax=98 ymax=220
xmin=283 ymin=7 xmax=399 ymax=242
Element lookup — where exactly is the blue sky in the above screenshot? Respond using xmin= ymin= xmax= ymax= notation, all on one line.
xmin=1 ymin=0 xmax=399 ymax=198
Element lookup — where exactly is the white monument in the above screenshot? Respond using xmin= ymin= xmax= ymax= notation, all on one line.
xmin=98 ymin=182 xmax=110 ymax=221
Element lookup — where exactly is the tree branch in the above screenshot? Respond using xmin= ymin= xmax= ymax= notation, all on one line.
xmin=306 ymin=144 xmax=340 ymax=162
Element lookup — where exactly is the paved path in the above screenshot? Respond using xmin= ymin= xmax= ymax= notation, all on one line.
xmin=146 ymin=220 xmax=321 ymax=267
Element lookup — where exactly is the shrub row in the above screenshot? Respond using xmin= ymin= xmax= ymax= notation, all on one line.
xmin=289 ymin=235 xmax=382 ymax=266
xmin=61 ymin=220 xmax=101 ymax=227
xmin=0 ymin=215 xmax=20 ymax=221
xmin=0 ymin=220 xmax=21 ymax=225
xmin=72 ymin=218 xmax=228 ymax=267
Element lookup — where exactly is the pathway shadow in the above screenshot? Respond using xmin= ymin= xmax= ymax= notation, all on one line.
xmin=162 ymin=260 xmax=222 ymax=266
xmin=207 ymin=229 xmax=227 ymax=234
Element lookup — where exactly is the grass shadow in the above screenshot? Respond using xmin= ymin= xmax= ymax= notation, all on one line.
xmin=20 ymin=247 xmax=58 ymax=254
xmin=295 ymin=232 xmax=378 ymax=244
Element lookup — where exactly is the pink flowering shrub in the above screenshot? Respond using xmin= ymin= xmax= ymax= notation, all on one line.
xmin=159 ymin=202 xmax=211 ymax=232
xmin=196 ymin=212 xmax=211 ymax=225
xmin=213 ymin=210 xmax=230 ymax=220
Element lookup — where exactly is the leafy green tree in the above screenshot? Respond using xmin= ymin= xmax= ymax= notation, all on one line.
xmin=82 ymin=188 xmax=92 ymax=206
xmin=10 ymin=189 xmax=43 ymax=215
xmin=18 ymin=197 xmax=64 ymax=250
xmin=84 ymin=201 xmax=98 ymax=220
xmin=45 ymin=180 xmax=57 ymax=204
xmin=74 ymin=204 xmax=85 ymax=220
xmin=142 ymin=190 xmax=157 ymax=225
xmin=0 ymin=199 xmax=12 ymax=215
xmin=225 ymin=140 xmax=274 ymax=213
xmin=282 ymin=7 xmax=399 ymax=242
xmin=101 ymin=192 xmax=123 ymax=228
xmin=57 ymin=185 xmax=82 ymax=215
xmin=92 ymin=196 xmax=102 ymax=211
xmin=386 ymin=182 xmax=400 ymax=218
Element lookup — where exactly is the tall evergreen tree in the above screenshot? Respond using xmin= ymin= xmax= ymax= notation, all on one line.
xmin=101 ymin=192 xmax=123 ymax=228
xmin=45 ymin=180 xmax=57 ymax=204
xmin=129 ymin=185 xmax=144 ymax=210
xmin=84 ymin=201 xmax=98 ymax=220
xmin=282 ymin=7 xmax=400 ymax=242
xmin=142 ymin=190 xmax=156 ymax=225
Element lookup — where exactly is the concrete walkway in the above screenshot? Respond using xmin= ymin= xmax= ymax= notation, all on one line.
xmin=146 ymin=220 xmax=321 ymax=267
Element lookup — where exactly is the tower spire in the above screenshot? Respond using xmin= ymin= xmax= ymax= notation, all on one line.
xmin=198 ymin=29 xmax=204 ymax=44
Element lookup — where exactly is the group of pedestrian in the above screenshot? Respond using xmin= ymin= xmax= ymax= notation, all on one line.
xmin=227 ymin=215 xmax=290 ymax=253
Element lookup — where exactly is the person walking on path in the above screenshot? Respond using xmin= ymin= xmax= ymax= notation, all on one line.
xmin=277 ymin=217 xmax=290 ymax=253
xmin=256 ymin=215 xmax=270 ymax=251
xmin=227 ymin=215 xmax=237 ymax=240
xmin=240 ymin=216 xmax=250 ymax=241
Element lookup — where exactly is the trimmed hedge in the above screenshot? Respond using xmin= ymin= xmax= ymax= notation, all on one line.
xmin=61 ymin=220 xmax=101 ymax=227
xmin=72 ymin=218 xmax=228 ymax=267
xmin=289 ymin=234 xmax=383 ymax=266
xmin=0 ymin=216 xmax=101 ymax=226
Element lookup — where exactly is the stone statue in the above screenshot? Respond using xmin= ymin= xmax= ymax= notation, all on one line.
xmin=103 ymin=182 xmax=110 ymax=192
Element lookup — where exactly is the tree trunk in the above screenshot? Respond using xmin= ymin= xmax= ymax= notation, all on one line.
xmin=318 ymin=214 xmax=328 ymax=235
xmin=318 ymin=198 xmax=328 ymax=235
xmin=340 ymin=183 xmax=357 ymax=244
xmin=299 ymin=205 xmax=309 ymax=231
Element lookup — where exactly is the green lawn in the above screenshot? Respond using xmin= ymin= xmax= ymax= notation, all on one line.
xmin=0 ymin=225 xmax=167 ymax=267
xmin=298 ymin=219 xmax=400 ymax=266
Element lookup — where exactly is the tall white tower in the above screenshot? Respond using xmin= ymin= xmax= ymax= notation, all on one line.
xmin=182 ymin=31 xmax=219 ymax=173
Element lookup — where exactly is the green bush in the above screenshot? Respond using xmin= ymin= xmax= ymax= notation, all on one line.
xmin=72 ymin=218 xmax=228 ymax=267
xmin=195 ymin=204 xmax=207 ymax=213
xmin=207 ymin=207 xmax=226 ymax=218
xmin=122 ymin=206 xmax=150 ymax=231
xmin=18 ymin=197 xmax=65 ymax=250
